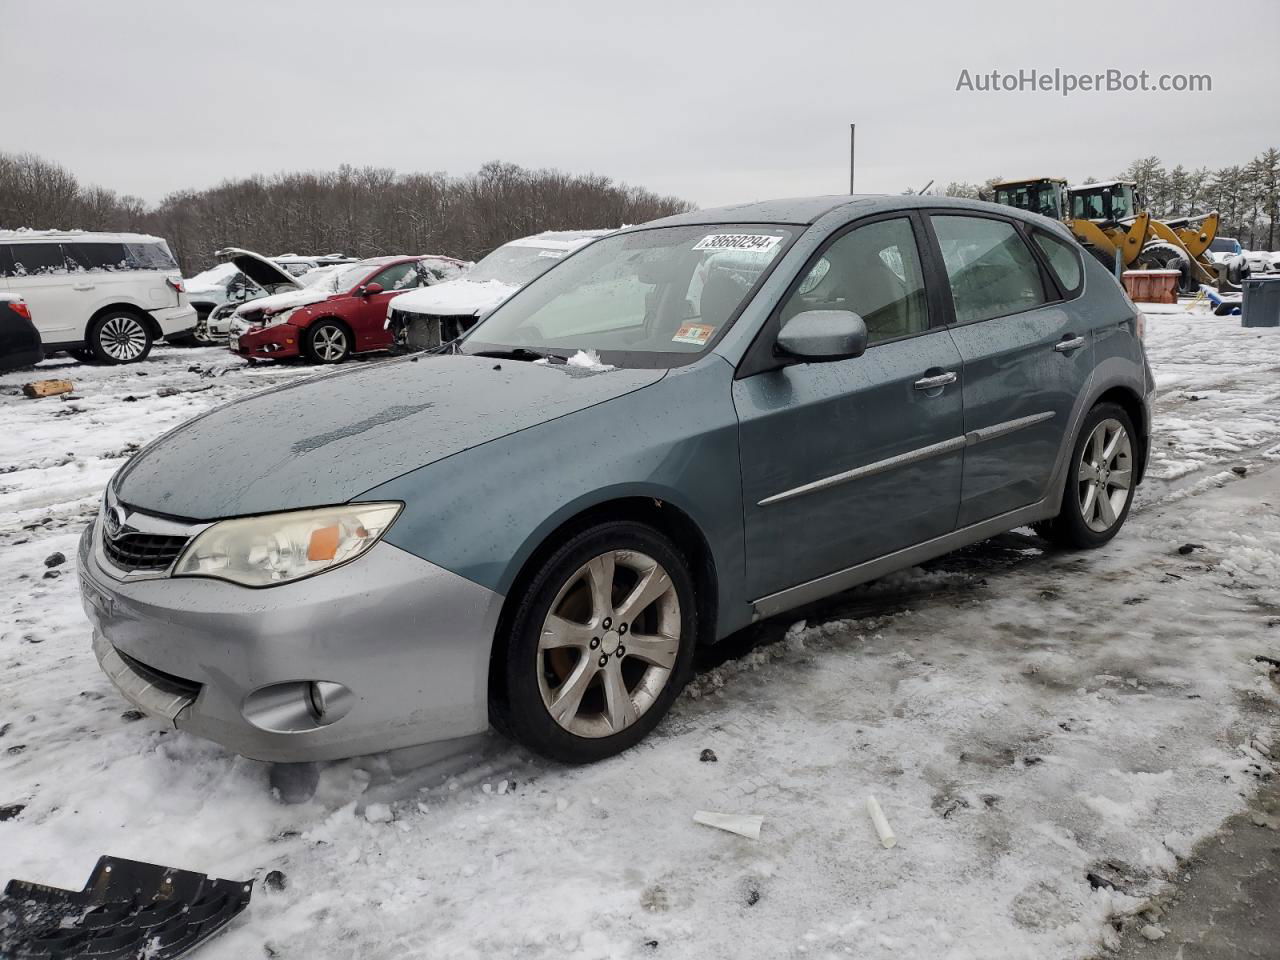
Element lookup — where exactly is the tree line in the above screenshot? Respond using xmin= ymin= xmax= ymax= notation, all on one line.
xmin=0 ymin=153 xmax=693 ymax=274
xmin=942 ymin=147 xmax=1280 ymax=250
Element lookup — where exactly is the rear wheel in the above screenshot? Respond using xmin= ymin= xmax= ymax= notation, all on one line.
xmin=89 ymin=311 xmax=153 ymax=364
xmin=491 ymin=521 xmax=698 ymax=763
xmin=304 ymin=320 xmax=350 ymax=364
xmin=1035 ymin=402 xmax=1137 ymax=549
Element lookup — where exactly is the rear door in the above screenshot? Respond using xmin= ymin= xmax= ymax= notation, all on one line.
xmin=1 ymin=242 xmax=82 ymax=344
xmin=926 ymin=213 xmax=1092 ymax=526
xmin=734 ymin=213 xmax=965 ymax=602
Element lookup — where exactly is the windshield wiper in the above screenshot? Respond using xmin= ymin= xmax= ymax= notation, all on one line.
xmin=471 ymin=348 xmax=567 ymax=364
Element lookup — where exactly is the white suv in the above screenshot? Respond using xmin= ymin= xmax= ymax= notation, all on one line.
xmin=0 ymin=230 xmax=196 ymax=364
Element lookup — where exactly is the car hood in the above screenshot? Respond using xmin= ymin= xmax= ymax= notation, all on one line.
xmin=113 ymin=354 xmax=666 ymax=520
xmin=234 ymin=287 xmax=336 ymax=318
xmin=219 ymin=247 xmax=305 ymax=294
xmin=388 ymin=278 xmax=519 ymax=318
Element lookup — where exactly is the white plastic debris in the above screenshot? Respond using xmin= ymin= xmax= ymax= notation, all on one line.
xmin=866 ymin=795 xmax=896 ymax=848
xmin=693 ymin=810 xmax=764 ymax=840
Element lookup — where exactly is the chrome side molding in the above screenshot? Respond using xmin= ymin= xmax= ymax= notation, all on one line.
xmin=757 ymin=411 xmax=1056 ymax=507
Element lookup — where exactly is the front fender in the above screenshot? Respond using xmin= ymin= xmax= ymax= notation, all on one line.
xmin=366 ymin=357 xmax=751 ymax=639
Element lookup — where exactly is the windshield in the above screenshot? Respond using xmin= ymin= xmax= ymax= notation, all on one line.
xmin=995 ymin=183 xmax=1061 ymax=219
xmin=465 ymin=244 xmax=582 ymax=286
xmin=307 ymin=262 xmax=372 ymax=293
xmin=461 ymin=224 xmax=797 ymax=368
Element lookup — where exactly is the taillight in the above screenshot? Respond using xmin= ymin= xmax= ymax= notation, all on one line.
xmin=167 ymin=277 xmax=184 ymax=294
xmin=9 ymin=300 xmax=31 ymax=320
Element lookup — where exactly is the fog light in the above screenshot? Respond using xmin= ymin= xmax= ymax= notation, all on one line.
xmin=306 ymin=681 xmax=352 ymax=723
xmin=242 ymin=680 xmax=353 ymax=733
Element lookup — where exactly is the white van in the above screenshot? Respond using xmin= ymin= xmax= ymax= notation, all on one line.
xmin=0 ymin=230 xmax=196 ymax=363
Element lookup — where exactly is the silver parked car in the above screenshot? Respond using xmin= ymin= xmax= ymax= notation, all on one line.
xmin=79 ymin=195 xmax=1154 ymax=765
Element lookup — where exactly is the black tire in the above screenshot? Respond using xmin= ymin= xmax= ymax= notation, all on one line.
xmin=68 ymin=347 xmax=97 ymax=364
xmin=303 ymin=320 xmax=351 ymax=364
xmin=1035 ymin=402 xmax=1138 ymax=549
xmin=490 ymin=521 xmax=699 ymax=764
xmin=1138 ymin=242 xmax=1194 ymax=293
xmin=88 ymin=310 xmax=153 ymax=364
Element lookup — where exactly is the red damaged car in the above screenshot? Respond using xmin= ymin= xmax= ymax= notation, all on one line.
xmin=228 ymin=253 xmax=468 ymax=363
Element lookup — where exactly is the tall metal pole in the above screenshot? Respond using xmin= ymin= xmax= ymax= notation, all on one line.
xmin=849 ymin=124 xmax=856 ymax=194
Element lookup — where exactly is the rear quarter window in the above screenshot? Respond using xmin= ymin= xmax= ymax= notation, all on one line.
xmin=1031 ymin=230 xmax=1084 ymax=298
xmin=124 ymin=242 xmax=178 ymax=272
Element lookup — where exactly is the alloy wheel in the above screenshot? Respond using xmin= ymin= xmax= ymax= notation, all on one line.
xmin=314 ymin=326 xmax=347 ymax=362
xmin=537 ymin=549 xmax=681 ymax=738
xmin=99 ymin=315 xmax=148 ymax=361
xmin=1077 ymin=417 xmax=1132 ymax=533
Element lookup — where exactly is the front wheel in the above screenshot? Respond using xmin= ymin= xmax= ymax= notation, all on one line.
xmin=1036 ymin=402 xmax=1138 ymax=549
xmin=89 ymin=311 xmax=153 ymax=364
xmin=304 ymin=320 xmax=351 ymax=364
xmin=491 ymin=521 xmax=698 ymax=763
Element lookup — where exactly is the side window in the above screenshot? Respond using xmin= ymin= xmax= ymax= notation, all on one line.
xmin=931 ymin=216 xmax=1046 ymax=324
xmin=370 ymin=263 xmax=414 ymax=291
xmin=1031 ymin=230 xmax=1083 ymax=297
xmin=123 ymin=242 xmax=178 ymax=271
xmin=780 ymin=217 xmax=929 ymax=346
xmin=7 ymin=243 xmax=69 ymax=277
xmin=64 ymin=242 xmax=129 ymax=272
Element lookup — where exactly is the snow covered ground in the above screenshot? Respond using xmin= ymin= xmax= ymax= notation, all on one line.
xmin=2 ymin=306 xmax=1279 ymax=960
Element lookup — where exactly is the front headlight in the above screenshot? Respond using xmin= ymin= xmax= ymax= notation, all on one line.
xmin=173 ymin=502 xmax=402 ymax=587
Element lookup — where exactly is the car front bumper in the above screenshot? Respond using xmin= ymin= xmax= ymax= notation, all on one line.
xmin=231 ymin=322 xmax=303 ymax=360
xmin=77 ymin=520 xmax=503 ymax=763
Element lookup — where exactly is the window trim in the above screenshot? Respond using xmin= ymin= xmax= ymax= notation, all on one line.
xmin=919 ymin=208 xmax=1062 ymax=329
xmin=736 ymin=209 xmax=945 ymax=379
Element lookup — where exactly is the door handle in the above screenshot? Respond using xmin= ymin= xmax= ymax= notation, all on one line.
xmin=72 ymin=282 xmax=95 ymax=291
xmin=913 ymin=371 xmax=957 ymax=391
xmin=1054 ymin=336 xmax=1086 ymax=353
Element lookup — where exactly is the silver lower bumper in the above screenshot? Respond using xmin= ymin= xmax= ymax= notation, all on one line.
xmin=79 ymin=522 xmax=505 ymax=762
xmin=92 ymin=631 xmax=194 ymax=724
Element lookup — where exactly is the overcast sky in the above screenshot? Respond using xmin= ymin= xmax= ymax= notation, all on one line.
xmin=7 ymin=0 xmax=1278 ymax=209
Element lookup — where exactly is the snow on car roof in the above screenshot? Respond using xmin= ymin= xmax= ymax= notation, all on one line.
xmin=0 ymin=228 xmax=170 ymax=244
xmin=505 ymin=229 xmax=615 ymax=251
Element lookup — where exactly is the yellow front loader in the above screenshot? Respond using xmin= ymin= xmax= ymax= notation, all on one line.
xmin=989 ymin=178 xmax=1235 ymax=291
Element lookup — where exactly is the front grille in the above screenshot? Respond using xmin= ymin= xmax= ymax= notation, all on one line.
xmin=103 ymin=531 xmax=189 ymax=571
xmin=392 ymin=310 xmax=478 ymax=350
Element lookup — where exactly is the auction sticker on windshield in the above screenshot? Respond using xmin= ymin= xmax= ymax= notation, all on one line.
xmin=692 ymin=234 xmax=782 ymax=253
xmin=672 ymin=322 xmax=715 ymax=345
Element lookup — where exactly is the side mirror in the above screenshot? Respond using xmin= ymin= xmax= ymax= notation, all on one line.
xmin=362 ymin=282 xmax=384 ymax=296
xmin=775 ymin=309 xmax=868 ymax=362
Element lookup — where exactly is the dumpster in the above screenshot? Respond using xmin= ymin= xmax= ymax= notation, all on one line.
xmin=1122 ymin=269 xmax=1180 ymax=304
xmin=1242 ymin=275 xmax=1280 ymax=328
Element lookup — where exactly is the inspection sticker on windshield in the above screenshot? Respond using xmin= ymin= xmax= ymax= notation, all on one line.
xmin=672 ymin=322 xmax=715 ymax=345
xmin=692 ymin=233 xmax=781 ymax=253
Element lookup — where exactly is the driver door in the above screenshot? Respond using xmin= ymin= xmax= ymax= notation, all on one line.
xmin=353 ymin=262 xmax=418 ymax=350
xmin=733 ymin=215 xmax=965 ymax=602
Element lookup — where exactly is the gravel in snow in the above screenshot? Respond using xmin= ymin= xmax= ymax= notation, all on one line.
xmin=1 ymin=308 xmax=1279 ymax=959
